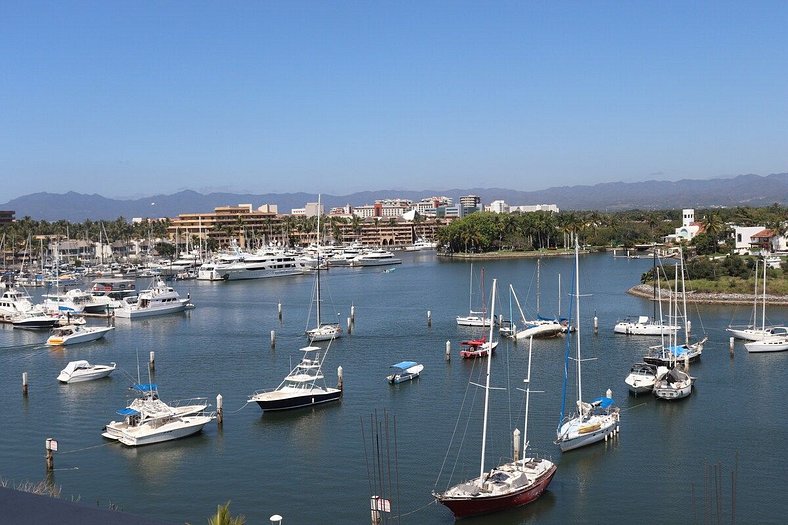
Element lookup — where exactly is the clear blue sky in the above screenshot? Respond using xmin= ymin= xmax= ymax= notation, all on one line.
xmin=2 ymin=1 xmax=787 ymax=201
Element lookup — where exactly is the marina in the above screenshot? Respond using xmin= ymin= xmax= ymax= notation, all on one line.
xmin=1 ymin=250 xmax=787 ymax=523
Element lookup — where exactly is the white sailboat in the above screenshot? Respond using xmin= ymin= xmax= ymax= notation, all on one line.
xmin=555 ymin=241 xmax=620 ymax=452
xmin=456 ymin=264 xmax=494 ymax=327
xmin=434 ymin=280 xmax=557 ymax=518
xmin=614 ymin=250 xmax=680 ymax=336
xmin=305 ymin=195 xmax=342 ymax=342
xmin=728 ymin=257 xmax=781 ymax=341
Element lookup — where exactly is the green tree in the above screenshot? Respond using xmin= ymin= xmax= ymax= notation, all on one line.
xmin=207 ymin=501 xmax=246 ymax=525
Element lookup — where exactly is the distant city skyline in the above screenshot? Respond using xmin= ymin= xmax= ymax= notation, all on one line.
xmin=2 ymin=1 xmax=788 ymax=202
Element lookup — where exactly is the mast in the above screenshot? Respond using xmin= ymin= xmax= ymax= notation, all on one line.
xmin=536 ymin=258 xmax=541 ymax=314
xmin=761 ymin=257 xmax=766 ymax=332
xmin=468 ymin=263 xmax=474 ymax=314
xmin=752 ymin=259 xmax=759 ymax=329
xmin=521 ymin=336 xmax=534 ymax=466
xmin=316 ymin=195 xmax=322 ymax=327
xmin=652 ymin=248 xmax=657 ymax=321
xmin=478 ymin=278 xmax=497 ymax=484
xmin=680 ymin=248 xmax=688 ymax=345
xmin=574 ymin=240 xmax=582 ymax=406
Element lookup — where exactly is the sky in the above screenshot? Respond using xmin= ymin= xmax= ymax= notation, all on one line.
xmin=2 ymin=1 xmax=788 ymax=201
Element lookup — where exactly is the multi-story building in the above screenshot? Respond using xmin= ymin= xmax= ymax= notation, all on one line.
xmin=0 ymin=210 xmax=14 ymax=224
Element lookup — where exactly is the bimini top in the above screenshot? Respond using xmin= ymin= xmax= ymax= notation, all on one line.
xmin=116 ymin=407 xmax=140 ymax=416
xmin=391 ymin=361 xmax=418 ymax=370
xmin=61 ymin=360 xmax=91 ymax=375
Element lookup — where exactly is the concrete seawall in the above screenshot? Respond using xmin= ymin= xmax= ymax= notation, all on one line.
xmin=627 ymin=284 xmax=788 ymax=305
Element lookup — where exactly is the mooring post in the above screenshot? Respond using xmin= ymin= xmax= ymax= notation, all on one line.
xmin=216 ymin=394 xmax=223 ymax=428
xmin=445 ymin=340 xmax=451 ymax=362
xmin=350 ymin=304 xmax=355 ymax=324
xmin=270 ymin=330 xmax=276 ymax=349
xmin=149 ymin=351 xmax=155 ymax=372
xmin=22 ymin=372 xmax=28 ymax=397
xmin=427 ymin=310 xmax=432 ymax=327
xmin=347 ymin=317 xmax=352 ymax=334
xmin=277 ymin=302 xmax=282 ymax=321
xmin=729 ymin=336 xmax=735 ymax=357
xmin=45 ymin=437 xmax=56 ymax=471
xmin=337 ymin=366 xmax=344 ymax=391
xmin=593 ymin=315 xmax=599 ymax=334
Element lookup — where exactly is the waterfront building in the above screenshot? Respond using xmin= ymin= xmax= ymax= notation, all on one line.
xmin=732 ymin=226 xmax=766 ymax=254
xmin=0 ymin=210 xmax=14 ymax=224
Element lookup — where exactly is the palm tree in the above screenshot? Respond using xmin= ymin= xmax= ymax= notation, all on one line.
xmin=700 ymin=211 xmax=725 ymax=253
xmin=207 ymin=501 xmax=246 ymax=525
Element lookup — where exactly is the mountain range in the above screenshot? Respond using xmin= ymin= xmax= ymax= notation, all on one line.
xmin=2 ymin=173 xmax=786 ymax=222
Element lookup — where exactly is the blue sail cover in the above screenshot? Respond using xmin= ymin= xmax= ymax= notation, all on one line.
xmin=133 ymin=383 xmax=158 ymax=392
xmin=670 ymin=345 xmax=688 ymax=356
xmin=392 ymin=361 xmax=418 ymax=370
xmin=592 ymin=397 xmax=615 ymax=409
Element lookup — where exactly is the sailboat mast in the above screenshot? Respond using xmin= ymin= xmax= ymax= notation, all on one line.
xmin=316 ymin=195 xmax=322 ymax=326
xmin=680 ymin=249 xmax=688 ymax=345
xmin=536 ymin=258 xmax=541 ymax=313
xmin=752 ymin=259 xmax=759 ymax=329
xmin=478 ymin=278 xmax=497 ymax=484
xmin=521 ymin=336 xmax=534 ymax=466
xmin=652 ymin=248 xmax=657 ymax=321
xmin=761 ymin=257 xmax=766 ymax=332
xmin=574 ymin=241 xmax=582 ymax=405
xmin=468 ymin=263 xmax=474 ymax=314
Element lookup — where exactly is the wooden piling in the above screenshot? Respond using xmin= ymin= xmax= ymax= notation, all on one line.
xmin=593 ymin=315 xmax=599 ymax=334
xmin=337 ymin=366 xmax=343 ymax=391
xmin=347 ymin=317 xmax=352 ymax=334
xmin=445 ymin=340 xmax=451 ymax=362
xmin=45 ymin=438 xmax=56 ymax=471
xmin=729 ymin=337 xmax=735 ymax=356
xmin=22 ymin=372 xmax=28 ymax=397
xmin=427 ymin=310 xmax=432 ymax=327
xmin=277 ymin=302 xmax=282 ymax=320
xmin=350 ymin=305 xmax=355 ymax=323
xmin=148 ymin=351 xmax=155 ymax=373
xmin=270 ymin=330 xmax=276 ymax=348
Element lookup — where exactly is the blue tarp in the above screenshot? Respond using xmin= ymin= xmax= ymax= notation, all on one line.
xmin=116 ymin=408 xmax=140 ymax=416
xmin=133 ymin=383 xmax=158 ymax=392
xmin=669 ymin=345 xmax=688 ymax=356
xmin=592 ymin=397 xmax=615 ymax=409
xmin=391 ymin=361 xmax=418 ymax=369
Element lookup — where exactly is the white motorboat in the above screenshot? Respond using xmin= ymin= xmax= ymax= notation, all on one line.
xmin=350 ymin=249 xmax=402 ymax=267
xmin=57 ymin=360 xmax=116 ymax=383
xmin=197 ymin=242 xmax=305 ymax=281
xmin=387 ymin=361 xmax=424 ymax=384
xmin=103 ymin=383 xmax=213 ymax=446
xmin=249 ymin=344 xmax=342 ymax=411
xmin=46 ymin=324 xmax=115 ymax=346
xmin=555 ymin=242 xmax=620 ymax=452
xmin=614 ymin=315 xmax=679 ymax=336
xmin=103 ymin=410 xmax=213 ymax=447
xmin=744 ymin=330 xmax=788 ymax=353
xmin=114 ymin=279 xmax=190 ymax=319
xmin=404 ymin=238 xmax=437 ymax=251
xmin=624 ymin=362 xmax=665 ymax=394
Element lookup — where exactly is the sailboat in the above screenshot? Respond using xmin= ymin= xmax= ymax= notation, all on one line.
xmin=614 ymin=249 xmax=680 ymax=336
xmin=434 ymin=280 xmax=557 ymax=518
xmin=727 ymin=257 xmax=781 ymax=341
xmin=456 ymin=264 xmax=494 ymax=327
xmin=555 ymin=241 xmax=620 ymax=452
xmin=643 ymin=250 xmax=707 ymax=366
xmin=305 ymin=196 xmax=342 ymax=342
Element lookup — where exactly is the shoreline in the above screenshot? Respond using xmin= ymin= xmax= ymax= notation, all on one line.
xmin=627 ymin=284 xmax=788 ymax=305
xmin=437 ymin=249 xmax=585 ymax=259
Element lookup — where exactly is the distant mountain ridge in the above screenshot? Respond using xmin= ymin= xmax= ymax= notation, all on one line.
xmin=2 ymin=173 xmax=786 ymax=222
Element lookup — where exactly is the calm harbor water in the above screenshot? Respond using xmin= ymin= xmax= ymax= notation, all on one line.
xmin=2 ymin=251 xmax=787 ymax=524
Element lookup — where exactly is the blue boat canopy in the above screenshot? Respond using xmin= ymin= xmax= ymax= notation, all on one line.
xmin=133 ymin=383 xmax=158 ymax=392
xmin=391 ymin=361 xmax=418 ymax=370
xmin=669 ymin=345 xmax=688 ymax=356
xmin=592 ymin=396 xmax=615 ymax=408
xmin=116 ymin=408 xmax=140 ymax=416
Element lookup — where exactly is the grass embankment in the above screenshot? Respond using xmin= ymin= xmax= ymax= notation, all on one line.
xmin=684 ymin=275 xmax=788 ymax=295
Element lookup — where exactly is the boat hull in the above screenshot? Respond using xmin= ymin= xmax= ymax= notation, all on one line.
xmin=105 ymin=416 xmax=212 ymax=446
xmin=57 ymin=366 xmax=115 ymax=383
xmin=745 ymin=338 xmax=788 ymax=353
xmin=252 ymin=388 xmax=342 ymax=411
xmin=115 ymin=302 xmax=187 ymax=319
xmin=557 ymin=413 xmax=619 ymax=452
xmin=47 ymin=327 xmax=114 ymax=346
xmin=436 ymin=463 xmax=557 ymax=518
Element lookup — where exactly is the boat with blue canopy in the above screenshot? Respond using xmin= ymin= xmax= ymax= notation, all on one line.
xmin=387 ymin=361 xmax=424 ymax=384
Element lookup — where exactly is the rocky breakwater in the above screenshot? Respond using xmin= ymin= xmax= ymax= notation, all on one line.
xmin=628 ymin=284 xmax=788 ymax=305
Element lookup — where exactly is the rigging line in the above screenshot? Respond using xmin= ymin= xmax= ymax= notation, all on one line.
xmin=360 ymin=415 xmax=374 ymax=499
xmin=389 ymin=498 xmax=437 ymax=519
xmin=619 ymin=402 xmax=648 ymax=413
xmin=59 ymin=442 xmax=114 ymax=455
xmin=225 ymin=401 xmax=251 ymax=415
